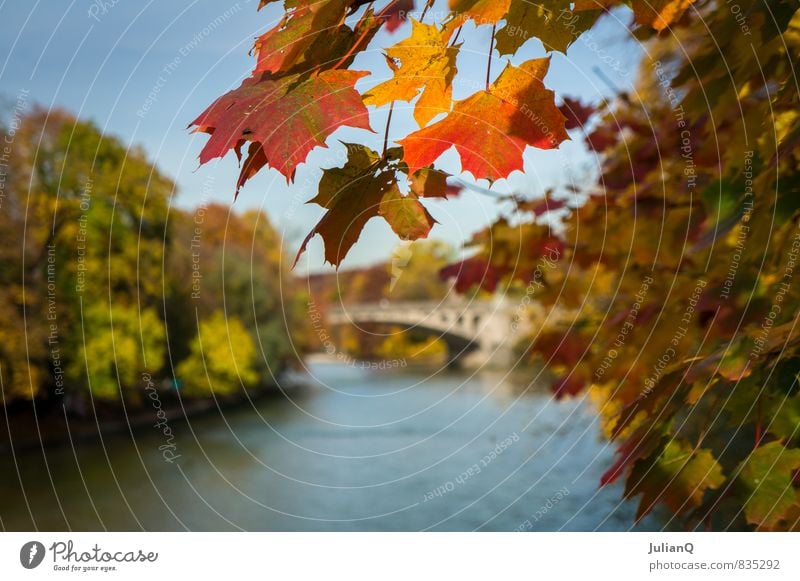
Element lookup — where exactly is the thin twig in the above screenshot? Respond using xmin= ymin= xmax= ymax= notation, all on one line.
xmin=382 ymin=101 xmax=395 ymax=157
xmin=449 ymin=25 xmax=463 ymax=47
xmin=420 ymin=0 xmax=432 ymax=22
xmin=486 ymin=24 xmax=497 ymax=91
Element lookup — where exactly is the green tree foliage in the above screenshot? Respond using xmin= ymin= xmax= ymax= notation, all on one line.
xmin=375 ymin=330 xmax=448 ymax=365
xmin=67 ymin=303 xmax=165 ymax=400
xmin=1 ymin=109 xmax=298 ymax=407
xmin=176 ymin=312 xmax=258 ymax=397
xmin=0 ymin=108 xmax=172 ymax=404
xmin=388 ymin=240 xmax=454 ymax=301
xmin=165 ymin=204 xmax=307 ymax=383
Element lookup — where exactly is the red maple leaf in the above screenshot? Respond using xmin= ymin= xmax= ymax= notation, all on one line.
xmin=400 ymin=58 xmax=568 ymax=181
xmin=382 ymin=0 xmax=415 ymax=31
xmin=191 ymin=70 xmax=372 ymax=184
xmin=559 ymin=96 xmax=594 ymax=130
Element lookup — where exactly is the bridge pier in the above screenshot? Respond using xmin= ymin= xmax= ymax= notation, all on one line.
xmin=449 ymin=339 xmax=515 ymax=370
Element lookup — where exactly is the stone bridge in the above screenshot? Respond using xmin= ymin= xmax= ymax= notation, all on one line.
xmin=327 ymin=297 xmax=528 ymax=368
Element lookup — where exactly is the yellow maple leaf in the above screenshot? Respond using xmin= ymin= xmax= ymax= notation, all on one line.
xmin=632 ymin=0 xmax=696 ymax=32
xmin=364 ymin=20 xmax=460 ymax=128
xmin=449 ymin=0 xmax=512 ymax=25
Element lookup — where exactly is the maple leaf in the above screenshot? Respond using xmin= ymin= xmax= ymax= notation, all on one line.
xmin=769 ymin=393 xmax=800 ymax=442
xmin=448 ymin=0 xmax=512 ymax=25
xmin=255 ymin=2 xmax=386 ymax=76
xmin=381 ymin=0 xmax=417 ymax=32
xmin=379 ymin=188 xmax=437 ymax=240
xmin=559 ymin=96 xmax=595 ymax=130
xmin=399 ymin=57 xmax=569 ymax=181
xmin=297 ymin=144 xmax=436 ymax=266
xmin=631 ymin=0 xmax=696 ymax=32
xmin=346 ymin=0 xmax=421 ymax=32
xmin=234 ymin=142 xmax=268 ymax=196
xmin=626 ymin=442 xmax=726 ymax=520
xmin=610 ymin=369 xmax=686 ymax=438
xmin=495 ymin=1 xmax=601 ymax=56
xmin=572 ymin=0 xmax=696 ymax=31
xmin=254 ymin=0 xmax=351 ymax=75
xmin=298 ymin=144 xmax=393 ymax=266
xmin=408 ymin=167 xmax=461 ymax=198
xmin=327 ymin=7 xmax=388 ymax=71
xmin=364 ymin=20 xmax=460 ymax=128
xmin=191 ymin=70 xmax=373 ymax=185
xmin=739 ymin=442 xmax=800 ymax=530
xmin=601 ymin=428 xmax=662 ymax=486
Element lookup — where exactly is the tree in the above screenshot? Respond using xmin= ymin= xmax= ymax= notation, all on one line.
xmin=193 ymin=0 xmax=800 ymax=529
xmin=0 ymin=108 xmax=300 ymax=407
xmin=176 ymin=311 xmax=258 ymax=397
xmin=387 ymin=240 xmax=454 ymax=301
xmin=0 ymin=109 xmax=172 ymax=403
xmin=165 ymin=203 xmax=307 ymax=382
xmin=67 ymin=303 xmax=165 ymax=400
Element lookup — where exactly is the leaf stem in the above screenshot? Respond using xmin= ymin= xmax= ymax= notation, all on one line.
xmin=382 ymin=101 xmax=395 ymax=157
xmin=420 ymin=0 xmax=431 ymax=22
xmin=449 ymin=26 xmax=462 ymax=47
xmin=486 ymin=24 xmax=496 ymax=91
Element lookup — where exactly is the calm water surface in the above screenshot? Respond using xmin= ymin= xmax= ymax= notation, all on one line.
xmin=0 ymin=363 xmax=661 ymax=531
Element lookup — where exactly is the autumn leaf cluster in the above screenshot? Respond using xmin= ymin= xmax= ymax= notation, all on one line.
xmin=190 ymin=0 xmax=612 ymax=265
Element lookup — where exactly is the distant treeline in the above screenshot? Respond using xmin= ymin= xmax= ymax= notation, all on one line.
xmin=0 ymin=108 xmax=307 ymax=413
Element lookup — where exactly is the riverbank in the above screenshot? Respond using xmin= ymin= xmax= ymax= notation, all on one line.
xmin=0 ymin=371 xmax=309 ymax=454
xmin=0 ymin=356 xmax=551 ymax=455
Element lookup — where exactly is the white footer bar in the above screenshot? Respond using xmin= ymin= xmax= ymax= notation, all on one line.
xmin=0 ymin=533 xmax=796 ymax=580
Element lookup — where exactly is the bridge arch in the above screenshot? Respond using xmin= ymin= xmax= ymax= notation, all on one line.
xmin=325 ymin=299 xmax=516 ymax=368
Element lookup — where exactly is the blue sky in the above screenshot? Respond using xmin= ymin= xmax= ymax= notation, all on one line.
xmin=0 ymin=0 xmax=642 ymax=272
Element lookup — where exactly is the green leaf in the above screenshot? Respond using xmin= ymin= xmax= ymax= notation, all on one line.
xmin=496 ymin=1 xmax=600 ymax=56
xmin=379 ymin=189 xmax=437 ymax=240
xmin=769 ymin=393 xmax=800 ymax=442
xmin=739 ymin=442 xmax=800 ymax=530
xmin=626 ymin=441 xmax=726 ymax=520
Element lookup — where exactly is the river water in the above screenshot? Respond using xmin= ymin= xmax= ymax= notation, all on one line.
xmin=0 ymin=363 xmax=662 ymax=531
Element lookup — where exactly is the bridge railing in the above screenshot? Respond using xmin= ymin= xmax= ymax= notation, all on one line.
xmin=327 ymin=298 xmax=506 ymax=315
